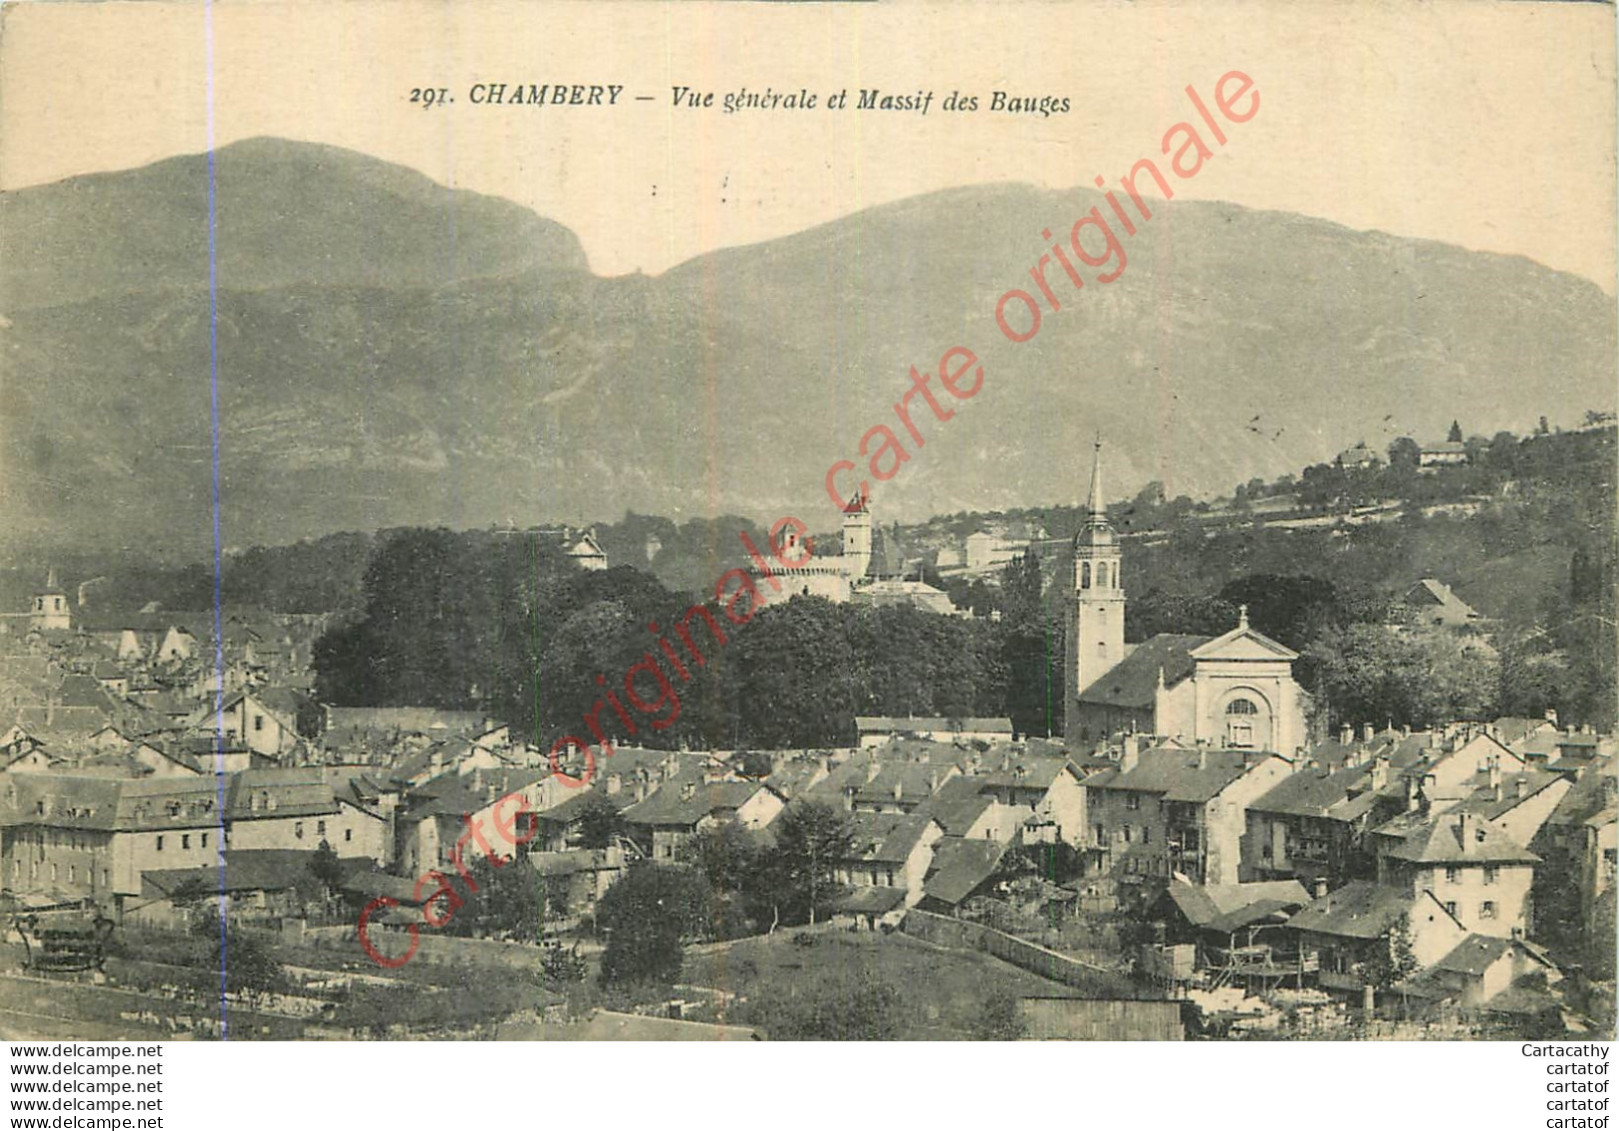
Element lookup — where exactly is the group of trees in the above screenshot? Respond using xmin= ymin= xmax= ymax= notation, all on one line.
xmin=588 ymin=801 xmax=856 ymax=989
xmin=306 ymin=422 xmax=1613 ymax=740
xmin=314 ymin=527 xmax=1022 ymax=750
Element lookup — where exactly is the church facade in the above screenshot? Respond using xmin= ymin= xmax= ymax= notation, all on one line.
xmin=1065 ymin=444 xmax=1309 ymax=756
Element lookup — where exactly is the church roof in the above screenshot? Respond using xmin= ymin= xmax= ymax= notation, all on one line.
xmin=1188 ymin=615 xmax=1299 ymax=661
xmin=1075 ymin=634 xmax=1209 ymax=708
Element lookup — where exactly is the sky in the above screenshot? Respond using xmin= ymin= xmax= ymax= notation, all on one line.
xmin=1 ymin=1 xmax=1614 ymax=291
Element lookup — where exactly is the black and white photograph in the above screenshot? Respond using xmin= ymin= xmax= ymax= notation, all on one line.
xmin=0 ymin=0 xmax=1613 ymax=1084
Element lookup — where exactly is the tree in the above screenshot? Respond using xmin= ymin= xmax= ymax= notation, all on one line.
xmin=734 ymin=750 xmax=775 ymax=780
xmin=747 ymin=968 xmax=904 ymax=1040
xmin=595 ymin=862 xmax=712 ymax=987
xmin=682 ymin=819 xmax=761 ymax=938
xmin=574 ymin=793 xmax=624 ymax=850
xmin=1447 ymin=420 xmax=1464 ymax=444
xmin=1387 ymin=436 xmax=1421 ymax=471
xmin=758 ymin=802 xmax=853 ymax=927
xmin=190 ymin=910 xmax=287 ymax=1012
xmin=1306 ymin=624 xmax=1499 ymax=729
xmin=1360 ymin=914 xmax=1418 ymax=1001
xmin=307 ymin=839 xmax=344 ymax=897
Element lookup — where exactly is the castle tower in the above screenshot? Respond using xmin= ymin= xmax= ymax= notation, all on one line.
xmin=841 ymin=489 xmax=873 ymax=582
xmin=1066 ymin=440 xmax=1125 ymax=739
xmin=30 ymin=568 xmax=71 ymax=632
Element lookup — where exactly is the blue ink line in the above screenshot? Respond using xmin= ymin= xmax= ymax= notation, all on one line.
xmin=203 ymin=0 xmax=229 ymax=1043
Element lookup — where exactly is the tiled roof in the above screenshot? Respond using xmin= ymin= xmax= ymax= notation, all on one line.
xmin=1288 ymin=881 xmax=1417 ymax=940
xmin=621 ymin=780 xmax=766 ymax=829
xmin=1430 ymin=933 xmax=1515 ymax=978
xmin=844 ymin=811 xmax=938 ymax=864
xmin=922 ymin=837 xmax=1006 ymax=905
xmin=141 ymin=849 xmax=319 ymax=896
xmin=1168 ymin=879 xmax=1311 ymax=932
xmin=1249 ymin=762 xmax=1383 ymax=822
xmin=1075 ymin=634 xmax=1208 ymax=708
xmin=1083 ymin=747 xmax=1267 ymax=804
xmin=1379 ymin=812 xmax=1538 ymax=865
xmin=980 ymin=754 xmax=1078 ymax=792
xmin=835 ymin=885 xmax=908 ymax=914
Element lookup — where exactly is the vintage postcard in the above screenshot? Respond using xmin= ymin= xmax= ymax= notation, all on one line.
xmin=0 ymin=0 xmax=1613 ymax=1044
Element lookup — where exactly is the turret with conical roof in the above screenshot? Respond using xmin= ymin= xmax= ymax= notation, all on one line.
xmin=842 ymin=489 xmax=873 ymax=581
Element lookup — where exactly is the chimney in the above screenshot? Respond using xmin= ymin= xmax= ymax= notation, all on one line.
xmin=1487 ymin=758 xmax=1501 ymax=791
xmin=929 ymin=769 xmax=941 ymax=793
xmin=1340 ymin=724 xmax=1353 ymax=746
xmin=1120 ymin=734 xmax=1142 ymax=774
xmin=1312 ymin=878 xmax=1329 ymax=899
xmin=842 ymin=786 xmax=854 ymax=812
xmin=606 ymin=773 xmax=622 ymax=795
xmin=1195 ymin=749 xmax=1207 ymax=771
xmin=866 ymin=762 xmax=881 ymax=784
xmin=680 ymin=783 xmax=697 ymax=802
xmin=1515 ymin=778 xmax=1527 ymax=800
xmin=1545 ymin=709 xmax=1558 ymax=727
xmin=1368 ymin=756 xmax=1389 ymax=791
xmin=1405 ymin=777 xmax=1420 ymax=812
xmin=634 ymin=780 xmax=648 ymax=803
xmin=1402 ymin=725 xmax=1411 ymax=738
xmin=1362 ymin=723 xmax=1375 ymax=744
xmin=1457 ymin=812 xmax=1477 ymax=854
xmin=893 ymin=780 xmax=903 ymax=803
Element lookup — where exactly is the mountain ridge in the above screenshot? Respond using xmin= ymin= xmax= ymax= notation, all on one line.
xmin=2 ymin=138 xmax=1612 ymax=555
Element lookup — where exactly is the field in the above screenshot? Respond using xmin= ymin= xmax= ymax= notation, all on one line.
xmin=681 ymin=928 xmax=1082 ymax=1039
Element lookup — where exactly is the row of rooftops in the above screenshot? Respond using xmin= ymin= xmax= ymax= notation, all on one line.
xmin=0 ymin=766 xmax=382 ymax=832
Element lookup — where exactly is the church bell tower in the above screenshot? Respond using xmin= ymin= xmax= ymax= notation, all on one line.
xmin=1067 ymin=440 xmax=1125 ymax=740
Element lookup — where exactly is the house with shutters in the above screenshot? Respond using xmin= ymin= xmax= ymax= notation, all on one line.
xmin=1372 ymin=808 xmax=1538 ymax=939
xmin=1081 ymin=742 xmax=1291 ymax=890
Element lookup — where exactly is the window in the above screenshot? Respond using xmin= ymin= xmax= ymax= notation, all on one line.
xmin=181 ymin=834 xmax=190 ymax=850
xmin=1142 ymin=827 xmax=1151 ymax=845
xmin=1444 ymin=901 xmax=1457 ymax=918
xmin=1445 ymin=866 xmax=1460 ymax=884
xmin=102 ymin=870 xmax=109 ymax=888
xmin=1097 ymin=563 xmax=1109 ymax=588
xmin=69 ymin=865 xmax=76 ymax=884
xmin=317 ymin=820 xmax=327 ymax=838
xmin=253 ymin=714 xmax=264 ymax=732
xmin=344 ymin=829 xmax=353 ymax=843
xmin=1480 ymin=901 xmax=1497 ymax=920
xmin=1127 ymin=794 xmax=1140 ymax=811
xmin=201 ymin=833 xmax=208 ymax=849
xmin=1095 ymin=826 xmax=1106 ymax=846
xmin=1122 ymin=826 xmax=1133 ymax=844
xmin=1483 ymin=866 xmax=1497 ymax=885
xmin=50 ymin=864 xmax=57 ymax=882
xmin=294 ymin=821 xmax=305 ymax=840
xmin=156 ymin=835 xmax=164 ymax=851
xmin=1226 ymin=698 xmax=1258 ymax=716
xmin=1081 ymin=562 xmax=1091 ymax=589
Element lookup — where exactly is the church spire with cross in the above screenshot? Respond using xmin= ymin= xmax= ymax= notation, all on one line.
xmin=1076 ymin=436 xmax=1116 ymax=548
xmin=1067 ymin=433 xmax=1125 ymax=740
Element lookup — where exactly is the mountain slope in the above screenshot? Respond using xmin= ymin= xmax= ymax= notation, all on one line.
xmin=1 ymin=140 xmax=1612 ymax=555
